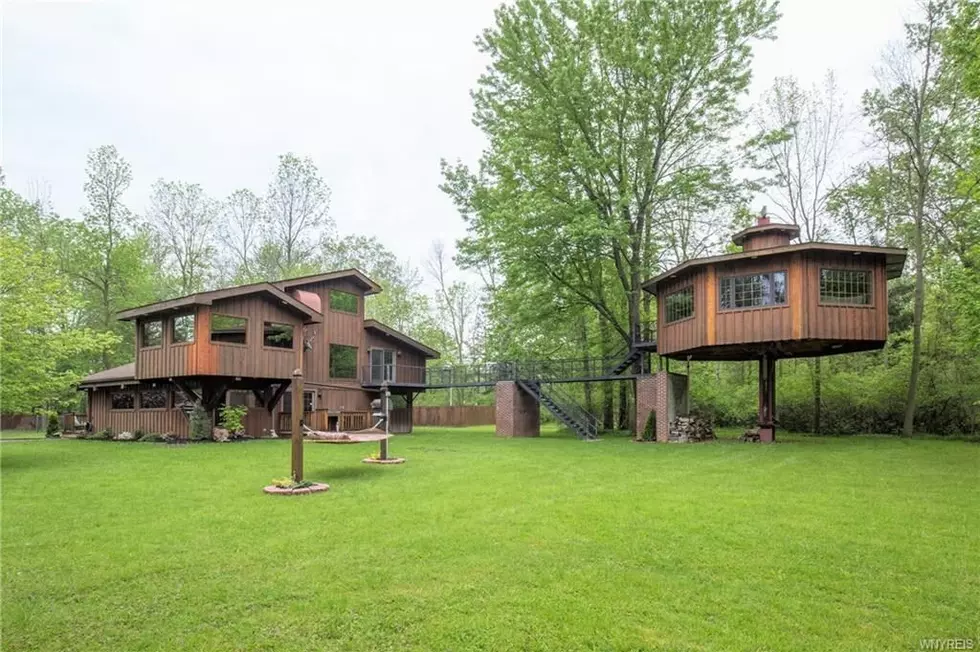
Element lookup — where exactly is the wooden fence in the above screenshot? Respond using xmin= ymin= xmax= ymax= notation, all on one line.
xmin=413 ymin=405 xmax=495 ymax=427
xmin=277 ymin=410 xmax=371 ymax=434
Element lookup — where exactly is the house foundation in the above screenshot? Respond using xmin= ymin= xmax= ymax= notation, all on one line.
xmin=495 ymin=381 xmax=540 ymax=437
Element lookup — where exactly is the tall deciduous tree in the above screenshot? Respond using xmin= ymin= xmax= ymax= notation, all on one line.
xmin=219 ymin=188 xmax=264 ymax=282
xmin=148 ymin=180 xmax=219 ymax=295
xmin=71 ymin=146 xmax=155 ymax=369
xmin=442 ymin=0 xmax=779 ymax=354
xmin=839 ymin=1 xmax=974 ymax=435
xmin=265 ymin=153 xmax=334 ymax=276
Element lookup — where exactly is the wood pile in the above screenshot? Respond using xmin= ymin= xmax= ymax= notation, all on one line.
xmin=668 ymin=416 xmax=715 ymax=443
xmin=739 ymin=427 xmax=761 ymax=442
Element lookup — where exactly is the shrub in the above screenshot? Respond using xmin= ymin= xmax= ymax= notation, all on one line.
xmin=133 ymin=429 xmax=146 ymax=440
xmin=219 ymin=404 xmax=248 ymax=436
xmin=188 ymin=403 xmax=211 ymax=441
xmin=45 ymin=413 xmax=61 ymax=438
xmin=89 ymin=429 xmax=112 ymax=441
xmin=139 ymin=432 xmax=166 ymax=443
xmin=641 ymin=410 xmax=657 ymax=441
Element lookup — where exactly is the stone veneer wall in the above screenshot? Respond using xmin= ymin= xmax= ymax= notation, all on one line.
xmin=494 ymin=381 xmax=540 ymax=437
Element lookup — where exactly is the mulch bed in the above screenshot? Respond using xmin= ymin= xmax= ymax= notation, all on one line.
xmin=361 ymin=457 xmax=405 ymax=465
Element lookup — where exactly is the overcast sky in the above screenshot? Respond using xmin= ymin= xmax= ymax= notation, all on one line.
xmin=3 ymin=0 xmax=917 ymax=279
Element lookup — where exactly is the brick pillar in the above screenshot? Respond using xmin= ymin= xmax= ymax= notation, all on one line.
xmin=495 ymin=381 xmax=540 ymax=437
xmin=634 ymin=372 xmax=669 ymax=442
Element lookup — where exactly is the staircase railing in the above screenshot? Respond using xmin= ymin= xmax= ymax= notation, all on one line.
xmin=536 ymin=380 xmax=599 ymax=439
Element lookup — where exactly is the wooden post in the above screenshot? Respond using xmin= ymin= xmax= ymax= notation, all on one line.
xmin=291 ymin=368 xmax=304 ymax=481
xmin=379 ymin=438 xmax=389 ymax=461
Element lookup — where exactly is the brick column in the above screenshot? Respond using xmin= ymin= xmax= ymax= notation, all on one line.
xmin=634 ymin=372 xmax=669 ymax=442
xmin=495 ymin=381 xmax=540 ymax=437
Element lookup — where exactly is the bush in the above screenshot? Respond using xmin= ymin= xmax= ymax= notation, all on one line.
xmin=45 ymin=414 xmax=61 ymax=438
xmin=134 ymin=429 xmax=146 ymax=440
xmin=188 ymin=402 xmax=211 ymax=441
xmin=89 ymin=429 xmax=112 ymax=441
xmin=219 ymin=404 xmax=248 ymax=436
xmin=138 ymin=432 xmax=166 ymax=443
xmin=641 ymin=410 xmax=656 ymax=441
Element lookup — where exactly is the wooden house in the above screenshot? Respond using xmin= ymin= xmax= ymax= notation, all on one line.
xmin=77 ymin=270 xmax=439 ymax=438
xmin=637 ymin=217 xmax=907 ymax=442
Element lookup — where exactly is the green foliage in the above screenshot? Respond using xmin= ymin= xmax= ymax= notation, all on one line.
xmin=188 ymin=403 xmax=211 ymax=441
xmin=88 ymin=428 xmax=113 ymax=441
xmin=45 ymin=413 xmax=61 ymax=438
xmin=642 ymin=410 xmax=657 ymax=442
xmin=219 ymin=405 xmax=248 ymax=435
xmin=270 ymin=477 xmax=314 ymax=490
xmin=138 ymin=432 xmax=166 ymax=443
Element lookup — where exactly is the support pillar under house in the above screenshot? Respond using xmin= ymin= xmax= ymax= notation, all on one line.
xmin=494 ymin=381 xmax=540 ymax=437
xmin=758 ymin=354 xmax=776 ymax=443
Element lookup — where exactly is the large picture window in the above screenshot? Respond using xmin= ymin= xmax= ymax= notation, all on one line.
xmin=820 ymin=269 xmax=871 ymax=305
xmin=329 ymin=344 xmax=358 ymax=378
xmin=664 ymin=287 xmax=694 ymax=323
xmin=719 ymin=271 xmax=787 ymax=310
xmin=263 ymin=322 xmax=294 ymax=349
xmin=211 ymin=314 xmax=247 ymax=344
xmin=111 ymin=391 xmax=135 ymax=410
xmin=140 ymin=389 xmax=167 ymax=409
xmin=141 ymin=320 xmax=162 ymax=348
xmin=172 ymin=313 xmax=195 ymax=344
xmin=329 ymin=289 xmax=358 ymax=314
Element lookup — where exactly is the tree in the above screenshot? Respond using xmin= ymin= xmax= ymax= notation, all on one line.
xmin=265 ymin=153 xmax=334 ymax=277
xmin=219 ymin=189 xmax=264 ymax=282
xmin=425 ymin=241 xmax=480 ymax=366
xmin=0 ymin=193 xmax=117 ymax=413
xmin=148 ymin=180 xmax=219 ymax=295
xmin=442 ymin=0 xmax=779 ymax=359
xmin=70 ymin=146 xmax=156 ymax=369
xmin=839 ymin=1 xmax=974 ymax=435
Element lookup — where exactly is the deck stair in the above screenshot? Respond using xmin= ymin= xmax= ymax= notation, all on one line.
xmin=517 ymin=380 xmax=599 ymax=440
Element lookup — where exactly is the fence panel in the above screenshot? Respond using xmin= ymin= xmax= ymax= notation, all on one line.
xmin=413 ymin=405 xmax=495 ymax=427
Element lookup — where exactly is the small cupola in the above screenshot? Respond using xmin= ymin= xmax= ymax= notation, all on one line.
xmin=731 ymin=215 xmax=801 ymax=252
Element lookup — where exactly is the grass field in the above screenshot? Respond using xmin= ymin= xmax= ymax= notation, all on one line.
xmin=0 ymin=429 xmax=46 ymax=440
xmin=2 ymin=427 xmax=977 ymax=651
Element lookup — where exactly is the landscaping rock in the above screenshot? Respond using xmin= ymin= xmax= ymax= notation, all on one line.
xmin=739 ymin=427 xmax=761 ymax=442
xmin=115 ymin=431 xmax=136 ymax=441
xmin=212 ymin=427 xmax=231 ymax=443
xmin=668 ymin=416 xmax=715 ymax=442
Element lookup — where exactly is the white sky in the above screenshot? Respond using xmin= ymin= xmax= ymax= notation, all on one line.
xmin=3 ymin=0 xmax=916 ymax=282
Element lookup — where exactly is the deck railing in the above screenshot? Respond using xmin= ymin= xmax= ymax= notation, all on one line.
xmin=277 ymin=410 xmax=371 ymax=434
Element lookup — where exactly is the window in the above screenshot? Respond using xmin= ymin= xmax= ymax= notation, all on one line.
xmin=172 ymin=313 xmax=195 ymax=344
xmin=820 ymin=269 xmax=871 ymax=305
xmin=140 ymin=389 xmax=167 ymax=409
xmin=329 ymin=344 xmax=358 ymax=378
xmin=281 ymin=390 xmax=315 ymax=413
xmin=664 ymin=287 xmax=694 ymax=323
xmin=719 ymin=271 xmax=787 ymax=310
xmin=141 ymin=320 xmax=162 ymax=347
xmin=111 ymin=391 xmax=135 ymax=410
xmin=263 ymin=322 xmax=294 ymax=349
xmin=226 ymin=390 xmax=250 ymax=407
xmin=329 ymin=289 xmax=358 ymax=314
xmin=211 ymin=314 xmax=247 ymax=345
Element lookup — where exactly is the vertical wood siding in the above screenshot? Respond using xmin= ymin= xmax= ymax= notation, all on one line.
xmin=88 ymin=385 xmax=190 ymax=436
xmin=297 ymin=279 xmax=366 ymax=387
xmin=657 ymin=269 xmax=705 ymax=356
xmin=713 ymin=255 xmax=794 ymax=346
xmin=804 ymin=252 xmax=886 ymax=341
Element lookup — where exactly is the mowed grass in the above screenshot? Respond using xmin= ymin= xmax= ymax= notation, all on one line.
xmin=0 ymin=429 xmax=46 ymax=440
xmin=2 ymin=428 xmax=978 ymax=652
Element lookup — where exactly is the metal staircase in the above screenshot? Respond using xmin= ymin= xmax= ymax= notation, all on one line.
xmin=517 ymin=380 xmax=599 ymax=440
xmin=607 ymin=347 xmax=643 ymax=375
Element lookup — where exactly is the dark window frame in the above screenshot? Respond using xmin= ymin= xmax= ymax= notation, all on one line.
xmin=664 ymin=286 xmax=695 ymax=324
xmin=819 ymin=268 xmax=873 ymax=307
xmin=328 ymin=289 xmax=359 ymax=314
xmin=110 ymin=391 xmax=135 ymax=411
xmin=140 ymin=319 xmax=163 ymax=348
xmin=210 ymin=313 xmax=248 ymax=346
xmin=281 ymin=390 xmax=316 ymax=413
xmin=718 ymin=270 xmax=788 ymax=311
xmin=263 ymin=321 xmax=295 ymax=350
xmin=171 ymin=313 xmax=196 ymax=345
xmin=139 ymin=388 xmax=168 ymax=410
xmin=329 ymin=343 xmax=359 ymax=379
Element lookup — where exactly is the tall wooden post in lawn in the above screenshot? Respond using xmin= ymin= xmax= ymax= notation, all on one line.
xmin=291 ymin=368 xmax=304 ymax=481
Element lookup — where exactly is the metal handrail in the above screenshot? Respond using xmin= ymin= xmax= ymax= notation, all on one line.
xmin=534 ymin=380 xmax=599 ymax=438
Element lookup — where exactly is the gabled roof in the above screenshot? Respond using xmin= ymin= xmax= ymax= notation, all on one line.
xmin=364 ymin=319 xmax=440 ymax=359
xmin=276 ymin=269 xmax=382 ymax=295
xmin=78 ymin=363 xmax=136 ymax=388
xmin=116 ymin=282 xmax=323 ymax=323
xmin=642 ymin=242 xmax=908 ymax=293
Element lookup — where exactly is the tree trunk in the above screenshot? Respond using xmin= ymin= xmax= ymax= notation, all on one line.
xmin=599 ymin=318 xmax=614 ymax=430
xmin=903 ymin=216 xmax=925 ymax=436
xmin=812 ymin=357 xmax=822 ymax=434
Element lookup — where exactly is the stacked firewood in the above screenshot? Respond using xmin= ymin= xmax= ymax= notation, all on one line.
xmin=739 ymin=427 xmax=761 ymax=442
xmin=668 ymin=416 xmax=716 ymax=442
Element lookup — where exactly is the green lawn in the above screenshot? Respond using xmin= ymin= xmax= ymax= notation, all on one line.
xmin=2 ymin=428 xmax=977 ymax=651
xmin=0 ymin=428 xmax=46 ymax=440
